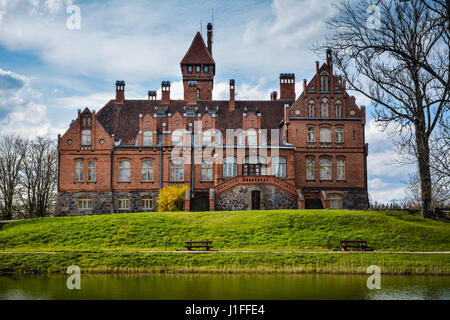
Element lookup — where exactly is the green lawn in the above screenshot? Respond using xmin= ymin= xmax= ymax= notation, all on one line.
xmin=1 ymin=210 xmax=449 ymax=252
xmin=1 ymin=253 xmax=449 ymax=275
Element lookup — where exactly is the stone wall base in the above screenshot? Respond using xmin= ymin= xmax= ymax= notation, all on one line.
xmin=55 ymin=191 xmax=159 ymax=216
xmin=215 ymin=185 xmax=298 ymax=211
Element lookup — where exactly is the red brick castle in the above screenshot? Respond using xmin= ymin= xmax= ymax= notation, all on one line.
xmin=55 ymin=24 xmax=369 ymax=215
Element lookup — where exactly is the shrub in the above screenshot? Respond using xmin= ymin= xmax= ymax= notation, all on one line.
xmin=157 ymin=184 xmax=189 ymax=212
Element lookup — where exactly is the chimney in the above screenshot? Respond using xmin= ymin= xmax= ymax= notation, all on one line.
xmin=115 ymin=80 xmax=125 ymax=104
xmin=229 ymin=79 xmax=235 ymax=110
xmin=187 ymin=81 xmax=198 ymax=105
xmin=270 ymin=91 xmax=278 ymax=101
xmin=315 ymin=61 xmax=320 ymax=91
xmin=161 ymin=81 xmax=171 ymax=104
xmin=284 ymin=104 xmax=290 ymax=144
xmin=148 ymin=90 xmax=157 ymax=101
xmin=207 ymin=23 xmax=213 ymax=56
xmin=279 ymin=73 xmax=295 ymax=100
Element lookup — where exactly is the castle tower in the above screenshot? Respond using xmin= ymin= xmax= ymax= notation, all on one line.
xmin=180 ymin=25 xmax=215 ymax=101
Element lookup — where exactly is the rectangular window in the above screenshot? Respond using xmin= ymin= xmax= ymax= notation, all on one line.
xmin=306 ymin=159 xmax=315 ymax=180
xmin=307 ymin=128 xmax=315 ymax=143
xmin=170 ymin=161 xmax=184 ymax=181
xmin=143 ymin=132 xmax=153 ymax=146
xmin=81 ymin=130 xmax=91 ymax=145
xmin=118 ymin=198 xmax=130 ymax=210
xmin=187 ymin=65 xmax=193 ymax=73
xmin=141 ymin=197 xmax=154 ymax=211
xmin=320 ymin=159 xmax=332 ymax=180
xmin=77 ymin=197 xmax=92 ymax=210
xmin=119 ymin=161 xmax=130 ymax=182
xmin=201 ymin=162 xmax=213 ymax=182
xmin=204 ymin=66 xmax=209 ymax=73
xmin=88 ymin=162 xmax=96 ymax=182
xmin=196 ymin=65 xmax=201 ymax=73
xmin=337 ymin=159 xmax=345 ymax=180
xmin=75 ymin=161 xmax=84 ymax=182
xmin=142 ymin=161 xmax=153 ymax=182
xmin=329 ymin=194 xmax=343 ymax=209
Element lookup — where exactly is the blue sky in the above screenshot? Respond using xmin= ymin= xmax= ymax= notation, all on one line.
xmin=0 ymin=0 xmax=415 ymax=203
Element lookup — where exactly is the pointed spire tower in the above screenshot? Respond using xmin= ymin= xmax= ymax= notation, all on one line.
xmin=180 ymin=24 xmax=215 ymax=101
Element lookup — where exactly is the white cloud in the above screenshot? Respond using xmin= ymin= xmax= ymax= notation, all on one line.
xmin=0 ymin=68 xmax=61 ymax=138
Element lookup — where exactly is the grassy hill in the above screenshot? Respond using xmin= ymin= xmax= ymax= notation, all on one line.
xmin=1 ymin=210 xmax=449 ymax=252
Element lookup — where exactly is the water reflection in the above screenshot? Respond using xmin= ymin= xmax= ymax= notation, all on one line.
xmin=0 ymin=274 xmax=449 ymax=300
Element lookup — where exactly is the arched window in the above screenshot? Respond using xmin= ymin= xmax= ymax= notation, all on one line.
xmin=201 ymin=161 xmax=213 ymax=182
xmin=170 ymin=161 xmax=184 ymax=181
xmin=141 ymin=196 xmax=154 ymax=211
xmin=319 ymin=127 xmax=332 ymax=143
xmin=308 ymin=100 xmax=315 ymax=118
xmin=142 ymin=161 xmax=153 ymax=182
xmin=320 ymin=71 xmax=329 ymax=91
xmin=306 ymin=158 xmax=315 ymax=180
xmin=77 ymin=196 xmax=92 ymax=210
xmin=81 ymin=130 xmax=91 ymax=145
xmin=329 ymin=194 xmax=343 ymax=209
xmin=335 ymin=128 xmax=344 ymax=143
xmin=119 ymin=161 xmax=130 ymax=182
xmin=75 ymin=161 xmax=84 ymax=182
xmin=320 ymin=158 xmax=332 ymax=180
xmin=223 ymin=157 xmax=237 ymax=178
xmin=307 ymin=128 xmax=315 ymax=143
xmin=272 ymin=157 xmax=286 ymax=178
xmin=321 ymin=98 xmax=329 ymax=117
xmin=243 ymin=156 xmax=267 ymax=176
xmin=87 ymin=161 xmax=96 ymax=182
xmin=143 ymin=131 xmax=153 ymax=146
xmin=335 ymin=100 xmax=343 ymax=118
xmin=337 ymin=159 xmax=345 ymax=180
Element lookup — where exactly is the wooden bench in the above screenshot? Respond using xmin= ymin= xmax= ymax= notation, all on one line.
xmin=185 ymin=241 xmax=213 ymax=251
xmin=340 ymin=240 xmax=370 ymax=251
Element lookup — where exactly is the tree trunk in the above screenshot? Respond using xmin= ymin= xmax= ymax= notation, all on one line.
xmin=415 ymin=122 xmax=433 ymax=218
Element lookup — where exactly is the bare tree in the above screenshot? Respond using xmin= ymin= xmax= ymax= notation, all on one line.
xmin=19 ymin=137 xmax=58 ymax=218
xmin=0 ymin=134 xmax=28 ymax=220
xmin=318 ymin=0 xmax=449 ymax=218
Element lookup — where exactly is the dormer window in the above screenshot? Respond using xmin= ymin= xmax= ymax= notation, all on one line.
xmin=81 ymin=130 xmax=91 ymax=145
xmin=188 ymin=65 xmax=193 ymax=73
xmin=143 ymin=131 xmax=153 ymax=146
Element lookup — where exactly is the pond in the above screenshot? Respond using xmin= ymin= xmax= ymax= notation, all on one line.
xmin=0 ymin=274 xmax=449 ymax=300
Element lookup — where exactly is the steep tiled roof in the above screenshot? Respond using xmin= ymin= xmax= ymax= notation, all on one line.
xmin=180 ymin=32 xmax=215 ymax=65
xmin=96 ymin=99 xmax=294 ymax=145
